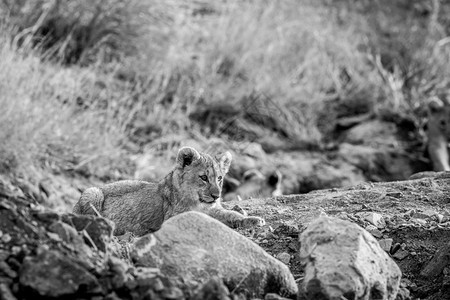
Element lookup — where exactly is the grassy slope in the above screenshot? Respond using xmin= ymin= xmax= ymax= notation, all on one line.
xmin=1 ymin=0 xmax=449 ymax=209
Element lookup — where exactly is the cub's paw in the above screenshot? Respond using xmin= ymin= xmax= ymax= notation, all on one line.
xmin=241 ymin=216 xmax=265 ymax=228
xmin=231 ymin=205 xmax=248 ymax=216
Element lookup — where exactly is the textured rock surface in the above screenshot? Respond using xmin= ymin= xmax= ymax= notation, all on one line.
xmin=420 ymin=241 xmax=450 ymax=278
xmin=191 ymin=277 xmax=231 ymax=300
xmin=19 ymin=247 xmax=100 ymax=297
xmin=132 ymin=211 xmax=298 ymax=298
xmin=0 ymin=177 xmax=192 ymax=300
xmin=62 ymin=213 xmax=114 ymax=252
xmin=299 ymin=216 xmax=402 ymax=300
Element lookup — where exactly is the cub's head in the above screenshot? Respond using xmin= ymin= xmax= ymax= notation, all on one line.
xmin=428 ymin=96 xmax=450 ymax=139
xmin=174 ymin=147 xmax=232 ymax=204
xmin=223 ymin=169 xmax=283 ymax=202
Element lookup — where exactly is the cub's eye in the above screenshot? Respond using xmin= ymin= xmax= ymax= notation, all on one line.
xmin=217 ymin=176 xmax=223 ymax=182
xmin=199 ymin=175 xmax=208 ymax=182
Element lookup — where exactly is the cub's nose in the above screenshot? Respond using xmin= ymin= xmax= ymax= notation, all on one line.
xmin=211 ymin=192 xmax=220 ymax=200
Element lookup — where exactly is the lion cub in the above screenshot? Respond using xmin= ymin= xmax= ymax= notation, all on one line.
xmin=223 ymin=169 xmax=283 ymax=202
xmin=73 ymin=147 xmax=265 ymax=236
xmin=427 ymin=96 xmax=450 ymax=171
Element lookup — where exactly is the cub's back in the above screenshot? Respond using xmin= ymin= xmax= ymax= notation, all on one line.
xmin=99 ymin=180 xmax=159 ymax=217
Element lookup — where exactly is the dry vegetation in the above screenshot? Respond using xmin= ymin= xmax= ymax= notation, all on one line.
xmin=0 ymin=0 xmax=449 ymax=191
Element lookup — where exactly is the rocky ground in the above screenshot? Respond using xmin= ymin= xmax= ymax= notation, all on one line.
xmin=1 ymin=169 xmax=450 ymax=299
xmin=230 ymin=171 xmax=450 ymax=300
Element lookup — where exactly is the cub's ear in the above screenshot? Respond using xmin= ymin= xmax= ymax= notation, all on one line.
xmin=429 ymin=97 xmax=445 ymax=113
xmin=177 ymin=147 xmax=200 ymax=168
xmin=268 ymin=170 xmax=282 ymax=187
xmin=243 ymin=169 xmax=264 ymax=181
xmin=219 ymin=151 xmax=232 ymax=174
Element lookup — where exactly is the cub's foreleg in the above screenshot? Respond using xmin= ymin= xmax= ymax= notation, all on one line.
xmin=204 ymin=206 xmax=265 ymax=229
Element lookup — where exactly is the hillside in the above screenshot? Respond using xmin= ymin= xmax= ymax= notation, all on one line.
xmin=1 ymin=0 xmax=449 ymax=205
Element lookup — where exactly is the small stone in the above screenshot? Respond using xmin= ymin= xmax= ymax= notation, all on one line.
xmin=0 ymin=251 xmax=9 ymax=262
xmin=46 ymin=232 xmax=62 ymax=241
xmin=392 ymin=250 xmax=409 ymax=260
xmin=265 ymin=293 xmax=292 ymax=300
xmin=288 ymin=241 xmax=300 ymax=252
xmin=396 ymin=286 xmax=411 ymax=300
xmin=365 ymin=224 xmax=377 ymax=231
xmin=0 ymin=283 xmax=17 ymax=300
xmin=437 ymin=214 xmax=445 ymax=223
xmin=365 ymin=225 xmax=383 ymax=238
xmin=161 ymin=286 xmax=184 ymax=299
xmin=276 ymin=252 xmax=291 ymax=265
xmin=413 ymin=218 xmax=427 ymax=226
xmin=107 ymin=256 xmax=128 ymax=275
xmin=6 ymin=259 xmax=20 ymax=272
xmin=403 ymin=210 xmax=414 ymax=217
xmin=33 ymin=211 xmax=59 ymax=223
xmin=412 ymin=209 xmax=436 ymax=220
xmin=273 ymin=224 xmax=299 ymax=237
xmin=390 ymin=243 xmax=401 ymax=255
xmin=257 ymin=230 xmax=277 ymax=240
xmin=133 ymin=267 xmax=160 ymax=279
xmin=124 ymin=278 xmax=138 ymax=290
xmin=266 ymin=232 xmax=278 ymax=240
xmin=152 ymin=278 xmax=164 ymax=292
xmin=49 ymin=221 xmax=83 ymax=245
xmin=0 ymin=262 xmax=17 ymax=278
xmin=378 ymin=238 xmax=393 ymax=253
xmin=1 ymin=234 xmax=11 ymax=243
xmin=192 ymin=277 xmax=230 ymax=300
xmin=386 ymin=192 xmax=402 ymax=199
xmin=11 ymin=247 xmax=21 ymax=256
xmin=136 ymin=275 xmax=157 ymax=287
xmin=105 ymin=292 xmax=122 ymax=300
xmin=363 ymin=212 xmax=386 ymax=229
xmin=111 ymin=273 xmax=126 ymax=289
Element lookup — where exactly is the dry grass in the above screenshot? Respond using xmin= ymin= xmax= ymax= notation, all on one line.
xmin=0 ymin=0 xmax=143 ymax=64
xmin=122 ymin=0 xmax=387 ymax=147
xmin=1 ymin=0 xmax=450 ymax=187
xmin=0 ymin=33 xmax=132 ymax=182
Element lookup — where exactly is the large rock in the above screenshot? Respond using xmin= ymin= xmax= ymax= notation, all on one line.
xmin=299 ymin=216 xmax=401 ymax=300
xmin=132 ymin=211 xmax=298 ymax=298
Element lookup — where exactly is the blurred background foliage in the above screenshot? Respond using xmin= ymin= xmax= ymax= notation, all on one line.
xmin=0 ymin=0 xmax=449 ymax=186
